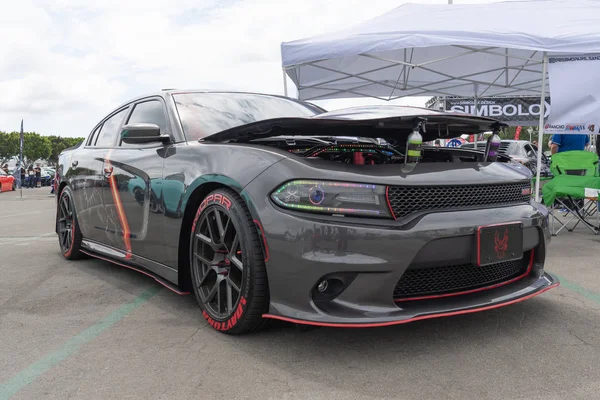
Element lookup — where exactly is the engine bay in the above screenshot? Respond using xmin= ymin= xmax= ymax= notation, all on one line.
xmin=251 ymin=136 xmax=511 ymax=165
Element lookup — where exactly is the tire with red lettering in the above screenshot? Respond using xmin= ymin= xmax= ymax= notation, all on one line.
xmin=57 ymin=186 xmax=84 ymax=260
xmin=190 ymin=188 xmax=269 ymax=334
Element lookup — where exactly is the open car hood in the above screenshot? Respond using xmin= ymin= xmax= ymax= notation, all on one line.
xmin=201 ymin=105 xmax=504 ymax=143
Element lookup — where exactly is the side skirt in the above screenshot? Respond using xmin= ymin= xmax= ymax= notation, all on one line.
xmin=80 ymin=240 xmax=189 ymax=296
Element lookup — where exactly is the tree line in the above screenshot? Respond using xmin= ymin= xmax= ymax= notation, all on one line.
xmin=0 ymin=131 xmax=84 ymax=167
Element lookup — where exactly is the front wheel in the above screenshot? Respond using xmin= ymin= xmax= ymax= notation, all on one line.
xmin=57 ymin=186 xmax=83 ymax=260
xmin=190 ymin=189 xmax=269 ymax=334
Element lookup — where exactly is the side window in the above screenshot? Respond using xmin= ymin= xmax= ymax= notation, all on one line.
xmin=87 ymin=125 xmax=101 ymax=146
xmin=95 ymin=108 xmax=128 ymax=148
xmin=125 ymin=100 xmax=168 ymax=133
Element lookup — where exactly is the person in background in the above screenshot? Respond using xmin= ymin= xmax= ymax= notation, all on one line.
xmin=14 ymin=164 xmax=21 ymax=188
xmin=34 ymin=165 xmax=41 ymax=188
xmin=20 ymin=165 xmax=25 ymax=188
xmin=550 ymin=133 xmax=589 ymax=154
xmin=27 ymin=165 xmax=34 ymax=188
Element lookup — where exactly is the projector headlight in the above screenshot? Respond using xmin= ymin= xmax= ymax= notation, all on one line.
xmin=271 ymin=180 xmax=392 ymax=218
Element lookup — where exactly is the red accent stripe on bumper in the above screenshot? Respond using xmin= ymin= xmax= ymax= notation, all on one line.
xmin=262 ymin=282 xmax=559 ymax=328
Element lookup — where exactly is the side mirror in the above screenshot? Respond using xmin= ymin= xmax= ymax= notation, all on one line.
xmin=120 ymin=123 xmax=170 ymax=144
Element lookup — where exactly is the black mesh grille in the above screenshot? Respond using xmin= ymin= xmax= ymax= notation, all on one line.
xmin=387 ymin=182 xmax=530 ymax=219
xmin=393 ymin=255 xmax=529 ymax=300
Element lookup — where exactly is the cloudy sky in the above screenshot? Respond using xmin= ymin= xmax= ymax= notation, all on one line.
xmin=0 ymin=0 xmax=517 ymax=138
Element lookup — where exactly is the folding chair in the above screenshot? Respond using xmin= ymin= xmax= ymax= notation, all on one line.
xmin=544 ymin=151 xmax=600 ymax=235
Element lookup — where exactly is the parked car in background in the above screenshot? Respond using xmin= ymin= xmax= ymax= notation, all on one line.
xmin=0 ymin=169 xmax=16 ymax=192
xmin=461 ymin=139 xmax=552 ymax=179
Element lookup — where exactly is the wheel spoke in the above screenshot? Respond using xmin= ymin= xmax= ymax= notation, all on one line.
xmin=64 ymin=229 xmax=71 ymax=249
xmin=227 ymin=277 xmax=241 ymax=293
xmin=194 ymin=252 xmax=213 ymax=267
xmin=65 ymin=197 xmax=71 ymax=215
xmin=195 ymin=232 xmax=212 ymax=247
xmin=213 ymin=209 xmax=225 ymax=241
xmin=204 ymin=213 xmax=217 ymax=242
xmin=60 ymin=200 xmax=68 ymax=218
xmin=222 ymin=217 xmax=231 ymax=242
xmin=205 ymin=281 xmax=218 ymax=303
xmin=195 ymin=265 xmax=210 ymax=288
xmin=226 ymin=282 xmax=233 ymax=313
xmin=228 ymin=234 xmax=239 ymax=258
xmin=230 ymin=255 xmax=243 ymax=271
xmin=216 ymin=280 xmax=222 ymax=313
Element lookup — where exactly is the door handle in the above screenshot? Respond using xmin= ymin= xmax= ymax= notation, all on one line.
xmin=72 ymin=160 xmax=78 ymax=167
xmin=104 ymin=166 xmax=113 ymax=177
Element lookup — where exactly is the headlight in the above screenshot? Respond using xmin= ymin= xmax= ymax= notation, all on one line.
xmin=271 ymin=180 xmax=392 ymax=218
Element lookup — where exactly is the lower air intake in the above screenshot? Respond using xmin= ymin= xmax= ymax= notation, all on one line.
xmin=394 ymin=253 xmax=530 ymax=300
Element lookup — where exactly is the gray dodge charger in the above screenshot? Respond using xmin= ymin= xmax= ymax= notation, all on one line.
xmin=55 ymin=90 xmax=559 ymax=334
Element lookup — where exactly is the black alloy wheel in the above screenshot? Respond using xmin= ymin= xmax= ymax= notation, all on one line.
xmin=190 ymin=189 xmax=269 ymax=334
xmin=57 ymin=187 xmax=83 ymax=259
xmin=193 ymin=206 xmax=244 ymax=319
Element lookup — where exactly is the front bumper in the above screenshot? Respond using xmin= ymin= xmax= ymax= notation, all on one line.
xmin=247 ymin=184 xmax=557 ymax=325
xmin=264 ymin=205 xmax=557 ymax=325
xmin=263 ymin=272 xmax=559 ymax=327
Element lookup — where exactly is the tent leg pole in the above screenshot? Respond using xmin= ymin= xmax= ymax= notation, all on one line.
xmin=282 ymin=68 xmax=288 ymax=97
xmin=534 ymin=52 xmax=548 ymax=203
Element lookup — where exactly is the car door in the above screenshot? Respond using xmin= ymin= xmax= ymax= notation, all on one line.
xmin=102 ymin=98 xmax=172 ymax=265
xmin=70 ymin=107 xmax=130 ymax=244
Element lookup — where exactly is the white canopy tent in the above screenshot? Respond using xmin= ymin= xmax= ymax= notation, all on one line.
xmin=280 ymin=0 xmax=600 ymax=201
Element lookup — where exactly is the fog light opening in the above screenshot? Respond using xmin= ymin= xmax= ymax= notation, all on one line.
xmin=311 ymin=274 xmax=357 ymax=303
xmin=317 ymin=280 xmax=329 ymax=293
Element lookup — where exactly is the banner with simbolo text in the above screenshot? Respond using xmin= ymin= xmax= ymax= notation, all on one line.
xmin=436 ymin=97 xmax=550 ymax=126
xmin=546 ymin=54 xmax=600 ymax=135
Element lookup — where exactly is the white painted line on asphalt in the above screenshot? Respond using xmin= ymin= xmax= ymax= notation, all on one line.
xmin=1 ymin=211 xmax=41 ymax=218
xmin=0 ymin=232 xmax=56 ymax=246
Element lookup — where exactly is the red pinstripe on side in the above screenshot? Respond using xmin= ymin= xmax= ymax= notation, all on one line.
xmin=105 ymin=149 xmax=132 ymax=260
xmin=262 ymin=282 xmax=559 ymax=328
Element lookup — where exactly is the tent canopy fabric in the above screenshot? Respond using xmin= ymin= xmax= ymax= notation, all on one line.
xmin=281 ymin=0 xmax=600 ymax=101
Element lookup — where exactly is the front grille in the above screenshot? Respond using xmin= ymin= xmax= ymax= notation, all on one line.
xmin=387 ymin=182 xmax=530 ymax=219
xmin=393 ymin=255 xmax=529 ymax=300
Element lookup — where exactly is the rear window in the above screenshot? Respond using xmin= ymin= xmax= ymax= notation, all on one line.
xmin=173 ymin=93 xmax=322 ymax=141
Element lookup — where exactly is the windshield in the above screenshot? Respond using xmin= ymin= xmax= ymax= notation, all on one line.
xmin=173 ymin=92 xmax=323 ymax=141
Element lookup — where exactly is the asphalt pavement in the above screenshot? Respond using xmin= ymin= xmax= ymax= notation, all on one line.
xmin=1 ymin=187 xmax=599 ymax=400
